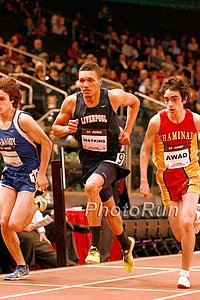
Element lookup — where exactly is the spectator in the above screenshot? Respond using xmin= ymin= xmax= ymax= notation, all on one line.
xmin=51 ymin=13 xmax=67 ymax=36
xmin=49 ymin=54 xmax=66 ymax=72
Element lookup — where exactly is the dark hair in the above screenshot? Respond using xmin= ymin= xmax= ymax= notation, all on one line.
xmin=79 ymin=62 xmax=102 ymax=79
xmin=0 ymin=76 xmax=22 ymax=108
xmin=159 ymin=76 xmax=191 ymax=102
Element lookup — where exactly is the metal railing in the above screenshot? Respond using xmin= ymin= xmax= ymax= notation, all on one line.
xmin=0 ymin=42 xmax=46 ymax=75
xmin=135 ymin=91 xmax=166 ymax=108
xmin=36 ymin=108 xmax=60 ymax=125
xmin=9 ymin=73 xmax=68 ymax=99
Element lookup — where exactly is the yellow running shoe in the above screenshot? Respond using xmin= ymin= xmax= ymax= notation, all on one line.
xmin=34 ymin=196 xmax=47 ymax=212
xmin=122 ymin=237 xmax=135 ymax=272
xmin=85 ymin=245 xmax=100 ymax=264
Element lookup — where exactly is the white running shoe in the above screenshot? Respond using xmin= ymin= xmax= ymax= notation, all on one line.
xmin=177 ymin=275 xmax=191 ymax=289
xmin=194 ymin=210 xmax=200 ymax=234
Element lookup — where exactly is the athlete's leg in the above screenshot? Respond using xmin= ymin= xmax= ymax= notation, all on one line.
xmin=85 ymin=173 xmax=103 ymax=227
xmin=0 ymin=186 xmax=27 ymax=265
xmin=103 ymin=196 xmax=123 ymax=235
xmin=167 ymin=202 xmax=182 ymax=242
xmin=9 ymin=191 xmax=37 ymax=232
xmin=180 ymin=192 xmax=198 ymax=271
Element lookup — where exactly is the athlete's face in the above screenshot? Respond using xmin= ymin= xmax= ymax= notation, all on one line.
xmin=78 ymin=70 xmax=102 ymax=99
xmin=163 ymin=89 xmax=186 ymax=117
xmin=0 ymin=90 xmax=13 ymax=114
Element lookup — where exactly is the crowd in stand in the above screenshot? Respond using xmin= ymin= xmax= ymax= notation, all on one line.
xmin=0 ymin=0 xmax=200 ymax=119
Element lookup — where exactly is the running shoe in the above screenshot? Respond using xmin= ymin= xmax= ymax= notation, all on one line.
xmin=194 ymin=210 xmax=200 ymax=234
xmin=122 ymin=237 xmax=135 ymax=273
xmin=177 ymin=275 xmax=191 ymax=288
xmin=4 ymin=265 xmax=29 ymax=281
xmin=85 ymin=245 xmax=100 ymax=264
xmin=34 ymin=196 xmax=47 ymax=212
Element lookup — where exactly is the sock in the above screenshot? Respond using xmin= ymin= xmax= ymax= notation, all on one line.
xmin=179 ymin=269 xmax=189 ymax=278
xmin=116 ymin=230 xmax=130 ymax=251
xmin=89 ymin=226 xmax=101 ymax=249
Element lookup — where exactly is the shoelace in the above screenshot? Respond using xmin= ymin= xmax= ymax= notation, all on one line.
xmin=89 ymin=247 xmax=98 ymax=254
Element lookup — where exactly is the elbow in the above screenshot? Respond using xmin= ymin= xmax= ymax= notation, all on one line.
xmin=51 ymin=125 xmax=57 ymax=136
xmin=135 ymin=97 xmax=140 ymax=109
xmin=45 ymin=138 xmax=52 ymax=151
xmin=52 ymin=125 xmax=62 ymax=137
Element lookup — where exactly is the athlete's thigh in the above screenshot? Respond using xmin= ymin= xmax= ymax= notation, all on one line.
xmin=0 ymin=185 xmax=16 ymax=224
xmin=182 ymin=192 xmax=199 ymax=222
xmin=9 ymin=191 xmax=34 ymax=227
xmin=167 ymin=202 xmax=182 ymax=241
xmin=94 ymin=162 xmax=117 ymax=188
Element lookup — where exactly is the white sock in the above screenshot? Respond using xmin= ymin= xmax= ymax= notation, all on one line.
xmin=179 ymin=269 xmax=189 ymax=278
xmin=195 ymin=210 xmax=200 ymax=221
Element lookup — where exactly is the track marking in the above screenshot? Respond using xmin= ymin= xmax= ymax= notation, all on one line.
xmin=153 ymin=289 xmax=200 ymax=300
xmin=0 ymin=269 xmax=180 ymax=299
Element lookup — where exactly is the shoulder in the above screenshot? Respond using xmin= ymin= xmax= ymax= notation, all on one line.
xmin=148 ymin=113 xmax=161 ymax=132
xmin=61 ymin=94 xmax=77 ymax=110
xmin=18 ymin=110 xmax=34 ymax=123
xmin=191 ymin=111 xmax=200 ymax=130
xmin=17 ymin=111 xmax=37 ymax=133
xmin=108 ymin=88 xmax=127 ymax=98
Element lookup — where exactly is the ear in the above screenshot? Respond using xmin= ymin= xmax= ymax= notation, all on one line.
xmin=182 ymin=97 xmax=187 ymax=104
xmin=99 ymin=79 xmax=102 ymax=86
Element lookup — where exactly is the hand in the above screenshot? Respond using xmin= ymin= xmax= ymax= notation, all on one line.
xmin=67 ymin=119 xmax=79 ymax=134
xmin=118 ymin=130 xmax=130 ymax=145
xmin=38 ymin=232 xmax=51 ymax=245
xmin=140 ymin=181 xmax=150 ymax=200
xmin=35 ymin=173 xmax=48 ymax=192
xmin=23 ymin=223 xmax=35 ymax=232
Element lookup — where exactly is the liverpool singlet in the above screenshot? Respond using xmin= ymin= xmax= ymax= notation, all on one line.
xmin=152 ymin=108 xmax=200 ymax=205
xmin=73 ymin=88 xmax=130 ymax=182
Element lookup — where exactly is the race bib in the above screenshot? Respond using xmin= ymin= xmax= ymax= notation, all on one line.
xmin=29 ymin=169 xmax=38 ymax=183
xmin=103 ymin=150 xmax=125 ymax=166
xmin=1 ymin=151 xmax=23 ymax=166
xmin=164 ymin=144 xmax=190 ymax=169
xmin=82 ymin=128 xmax=107 ymax=152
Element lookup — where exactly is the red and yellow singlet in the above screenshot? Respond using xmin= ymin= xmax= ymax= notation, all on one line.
xmin=153 ymin=109 xmax=200 ymax=205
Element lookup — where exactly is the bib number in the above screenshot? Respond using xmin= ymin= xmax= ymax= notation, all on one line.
xmin=164 ymin=144 xmax=190 ymax=169
xmin=29 ymin=169 xmax=38 ymax=183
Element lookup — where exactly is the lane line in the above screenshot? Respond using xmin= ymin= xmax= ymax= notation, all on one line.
xmin=153 ymin=289 xmax=200 ymax=300
xmin=0 ymin=269 xmax=179 ymax=299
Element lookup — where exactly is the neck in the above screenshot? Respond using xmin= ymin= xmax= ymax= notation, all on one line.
xmin=84 ymin=92 xmax=101 ymax=108
xmin=167 ymin=108 xmax=186 ymax=123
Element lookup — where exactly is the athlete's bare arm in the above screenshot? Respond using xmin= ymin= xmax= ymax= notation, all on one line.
xmin=109 ymin=89 xmax=140 ymax=145
xmin=52 ymin=95 xmax=78 ymax=137
xmin=192 ymin=112 xmax=200 ymax=132
xmin=140 ymin=113 xmax=160 ymax=200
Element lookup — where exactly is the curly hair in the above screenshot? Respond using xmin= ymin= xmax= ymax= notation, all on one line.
xmin=159 ymin=76 xmax=191 ymax=102
xmin=0 ymin=76 xmax=22 ymax=108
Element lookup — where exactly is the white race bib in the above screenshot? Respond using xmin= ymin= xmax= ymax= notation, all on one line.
xmin=82 ymin=128 xmax=107 ymax=152
xmin=164 ymin=144 xmax=190 ymax=169
xmin=1 ymin=151 xmax=23 ymax=167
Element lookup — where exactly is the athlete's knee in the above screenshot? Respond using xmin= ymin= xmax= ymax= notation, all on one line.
xmin=182 ymin=216 xmax=194 ymax=233
xmin=84 ymin=181 xmax=101 ymax=197
xmin=0 ymin=216 xmax=9 ymax=227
